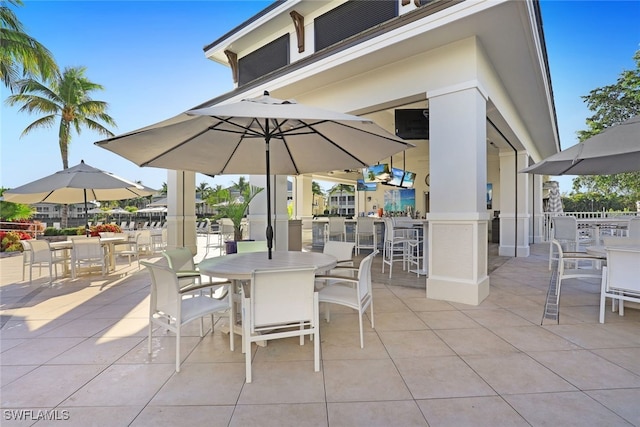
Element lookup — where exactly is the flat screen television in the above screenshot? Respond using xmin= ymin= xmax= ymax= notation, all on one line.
xmin=356 ymin=179 xmax=377 ymax=191
xmin=387 ymin=167 xmax=404 ymax=186
xmin=362 ymin=163 xmax=391 ymax=183
xmin=401 ymin=171 xmax=416 ymax=188
xmin=395 ymin=109 xmax=429 ymax=140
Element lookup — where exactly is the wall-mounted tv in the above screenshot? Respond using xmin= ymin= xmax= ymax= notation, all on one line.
xmin=395 ymin=109 xmax=429 ymax=140
xmin=401 ymin=171 xmax=416 ymax=188
xmin=357 ymin=179 xmax=377 ymax=191
xmin=362 ymin=163 xmax=391 ymax=183
xmin=387 ymin=167 xmax=404 ymax=186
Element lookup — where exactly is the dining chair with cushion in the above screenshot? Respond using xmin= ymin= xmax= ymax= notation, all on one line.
xmin=70 ymin=237 xmax=107 ymax=279
xmin=316 ymin=250 xmax=377 ymax=348
xmin=599 ymin=247 xmax=640 ymax=323
xmin=24 ymin=239 xmax=68 ymax=285
xmin=315 ymin=241 xmax=356 ymax=287
xmin=242 ymin=266 xmax=319 ymax=383
xmin=141 ymin=261 xmax=234 ymax=372
xmin=549 ymin=216 xmax=582 ymax=270
xmin=355 ymin=217 xmax=377 ymax=255
xmin=162 ymin=247 xmax=230 ymax=296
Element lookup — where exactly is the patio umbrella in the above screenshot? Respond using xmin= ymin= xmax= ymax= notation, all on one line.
xmin=544 ymin=181 xmax=563 ymax=214
xmin=3 ymin=160 xmax=156 ymax=232
xmin=96 ymin=91 xmax=414 ymax=258
xmin=520 ymin=115 xmax=640 ymax=175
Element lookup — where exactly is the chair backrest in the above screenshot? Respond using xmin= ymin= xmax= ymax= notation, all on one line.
xmin=72 ymin=237 xmax=103 ymax=260
xmin=219 ymin=218 xmax=235 ymax=238
xmin=323 ymin=241 xmax=354 ymax=263
xmin=356 ymin=250 xmax=377 ymax=301
xmin=162 ymin=247 xmax=196 ymax=271
xmin=628 ymin=218 xmax=640 ymax=238
xmin=249 ymin=267 xmax=317 ymax=332
xmin=551 ymin=216 xmax=578 ymax=242
xmin=604 ymin=247 xmax=640 ymax=293
xmin=137 ymin=230 xmax=152 ymax=245
xmin=236 ymin=240 xmax=268 ymax=253
xmin=25 ymin=239 xmax=51 ymax=263
xmin=357 ymin=217 xmax=375 ymax=233
xmin=382 ymin=217 xmax=396 ymax=241
xmin=141 ymin=261 xmax=181 ymax=319
xmin=328 ymin=217 xmax=346 ymax=233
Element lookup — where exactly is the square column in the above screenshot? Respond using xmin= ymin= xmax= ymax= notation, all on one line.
xmin=426 ymin=83 xmax=490 ymax=305
xmin=530 ymin=174 xmax=544 ymax=244
xmin=294 ymin=175 xmax=314 ymax=220
xmin=498 ymin=151 xmax=530 ymax=257
xmin=166 ymin=170 xmax=197 ymax=254
xmin=248 ymin=174 xmax=289 ymax=250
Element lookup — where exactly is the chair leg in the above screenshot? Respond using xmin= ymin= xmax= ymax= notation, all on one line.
xmin=176 ymin=324 xmax=181 ymax=373
xmin=358 ymin=311 xmax=364 ymax=349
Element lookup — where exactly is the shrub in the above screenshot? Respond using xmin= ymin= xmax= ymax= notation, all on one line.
xmin=0 ymin=231 xmax=31 ymax=252
xmin=89 ymin=224 xmax=122 ymax=237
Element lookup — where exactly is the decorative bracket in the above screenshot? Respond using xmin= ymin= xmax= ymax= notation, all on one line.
xmin=224 ymin=50 xmax=238 ymax=84
xmin=290 ymin=10 xmax=305 ymax=53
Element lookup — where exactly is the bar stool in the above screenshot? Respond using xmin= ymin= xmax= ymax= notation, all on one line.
xmin=355 ymin=216 xmax=377 ymax=255
xmin=325 ymin=217 xmax=346 ymax=242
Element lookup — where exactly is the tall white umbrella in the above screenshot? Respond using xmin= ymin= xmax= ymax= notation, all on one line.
xmin=3 ymin=160 xmax=156 ymax=232
xmin=545 ymin=181 xmax=563 ymax=214
xmin=521 ymin=115 xmax=640 ymax=175
xmin=96 ymin=91 xmax=414 ymax=258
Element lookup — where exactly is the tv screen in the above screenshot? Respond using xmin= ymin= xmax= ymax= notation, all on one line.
xmin=362 ymin=164 xmax=391 ymax=183
xmin=401 ymin=171 xmax=416 ymax=188
xmin=395 ymin=109 xmax=429 ymax=140
xmin=388 ymin=167 xmax=404 ymax=186
xmin=357 ymin=179 xmax=377 ymax=191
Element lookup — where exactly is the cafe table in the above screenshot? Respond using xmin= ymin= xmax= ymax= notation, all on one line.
xmin=50 ymin=236 xmax=128 ymax=274
xmin=198 ymin=250 xmax=337 ymax=348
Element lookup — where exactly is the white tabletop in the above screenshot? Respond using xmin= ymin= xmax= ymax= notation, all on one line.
xmin=586 ymin=245 xmax=640 ymax=256
xmin=198 ymin=251 xmax=337 ymax=280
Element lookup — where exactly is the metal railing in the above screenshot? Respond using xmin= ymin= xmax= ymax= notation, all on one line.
xmin=542 ymin=211 xmax=638 ymax=242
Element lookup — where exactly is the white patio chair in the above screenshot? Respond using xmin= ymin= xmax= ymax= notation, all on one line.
xmin=113 ymin=232 xmax=140 ymax=269
xmin=551 ymin=239 xmax=603 ymax=301
xmin=23 ymin=239 xmax=67 ymax=285
xmin=162 ymin=247 xmax=230 ymax=294
xmin=549 ymin=216 xmax=580 ymax=270
xmin=19 ymin=240 xmax=32 ymax=281
xmin=355 ymin=216 xmax=377 ymax=255
xmin=242 ymin=266 xmax=320 ymax=383
xmin=599 ymin=247 xmax=640 ymax=323
xmin=316 ymin=250 xmax=377 ymax=348
xmin=627 ymin=218 xmax=640 ymax=238
xmin=141 ymin=261 xmax=234 ymax=372
xmin=70 ymin=237 xmax=107 ymax=279
xmin=381 ymin=217 xmax=416 ymax=278
xmin=324 ymin=217 xmax=346 ymax=242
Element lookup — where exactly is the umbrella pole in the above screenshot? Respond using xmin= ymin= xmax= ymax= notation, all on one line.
xmin=265 ymin=123 xmax=273 ymax=259
xmin=83 ymin=189 xmax=90 ymax=236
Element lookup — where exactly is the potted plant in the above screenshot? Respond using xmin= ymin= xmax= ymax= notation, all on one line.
xmin=215 ymin=185 xmax=263 ymax=253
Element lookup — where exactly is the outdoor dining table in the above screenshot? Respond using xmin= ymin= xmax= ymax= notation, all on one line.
xmin=198 ymin=250 xmax=338 ymax=347
xmin=50 ymin=236 xmax=128 ymax=274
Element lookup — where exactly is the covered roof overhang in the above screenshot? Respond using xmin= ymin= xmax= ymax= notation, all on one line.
xmin=202 ymin=0 xmax=560 ymax=164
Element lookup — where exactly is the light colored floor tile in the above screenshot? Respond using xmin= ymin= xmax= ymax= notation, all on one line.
xmin=462 ymin=308 xmax=534 ymax=328
xmin=586 ymin=388 xmax=640 ymax=426
xmin=150 ymin=362 xmax=245 ymax=405
xmin=416 ymin=310 xmax=481 ymax=329
xmin=1 ymin=364 xmax=107 ymax=408
xmin=401 ymin=296 xmax=455 ymax=312
xmin=327 ymin=400 xmax=428 ymax=427
xmin=238 ymin=360 xmax=325 ymax=404
xmin=462 ymin=353 xmax=576 ymax=394
xmin=93 ymin=317 xmax=150 ymax=338
xmin=48 ymin=336 xmax=144 ymax=365
xmin=504 ymin=391 xmax=633 ymax=427
xmin=115 ymin=335 xmax=203 ymax=365
xmin=491 ymin=325 xmax=581 ymax=352
xmin=1 ymin=337 xmax=85 ymax=365
xmin=324 ymin=359 xmax=412 ymax=402
xmin=320 ymin=330 xmax=389 ymax=360
xmin=370 ymin=311 xmax=428 ymax=331
xmin=62 ymin=364 xmax=175 ymax=406
xmin=131 ymin=405 xmax=233 ymax=427
xmin=378 ymin=330 xmax=455 ymax=358
xmin=393 ymin=355 xmax=495 ymax=399
xmin=434 ymin=328 xmax=519 ymax=355
xmin=0 ymin=365 xmax=37 ymax=387
xmin=230 ymin=403 xmax=327 ymax=427
xmin=37 ymin=317 xmax=118 ymax=338
xmin=529 ymin=349 xmax=640 ymax=389
xmin=0 ymin=338 xmax=27 ymax=353
xmin=591 ymin=347 xmax=640 ymax=376
xmin=181 ymin=331 xmax=244 ymax=363
xmin=417 ymin=396 xmax=529 ymax=426
xmin=252 ymin=335 xmax=317 ymax=363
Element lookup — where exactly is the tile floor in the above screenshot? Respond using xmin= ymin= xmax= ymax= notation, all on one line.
xmin=1 ymin=238 xmax=639 ymax=426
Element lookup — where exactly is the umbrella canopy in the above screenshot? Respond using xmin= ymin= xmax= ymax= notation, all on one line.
xmin=96 ymin=91 xmax=414 ymax=258
xmin=107 ymin=207 xmax=133 ymax=215
xmin=544 ymin=181 xmax=563 ymax=214
xmin=521 ymin=115 xmax=640 ymax=175
xmin=148 ymin=197 xmax=205 ymax=207
xmin=3 ymin=160 xmax=156 ymax=231
xmin=87 ymin=207 xmax=106 ymax=214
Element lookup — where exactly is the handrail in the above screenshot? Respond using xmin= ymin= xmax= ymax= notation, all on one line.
xmin=0 ymin=221 xmax=45 ymax=237
xmin=542 ymin=211 xmax=638 ymax=242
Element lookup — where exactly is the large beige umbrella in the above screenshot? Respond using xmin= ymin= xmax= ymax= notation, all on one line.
xmin=96 ymin=91 xmax=414 ymax=258
xmin=521 ymin=115 xmax=640 ymax=175
xmin=3 ymin=160 xmax=156 ymax=231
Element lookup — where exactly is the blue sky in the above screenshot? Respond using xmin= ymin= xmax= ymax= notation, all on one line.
xmin=1 ymin=1 xmax=639 ymax=195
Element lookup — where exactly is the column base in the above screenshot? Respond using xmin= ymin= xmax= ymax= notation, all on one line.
xmin=427 ymin=275 xmax=490 ymax=306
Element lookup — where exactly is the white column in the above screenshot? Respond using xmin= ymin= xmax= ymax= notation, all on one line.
xmin=498 ymin=151 xmax=530 ymax=257
xmin=166 ymin=170 xmax=197 ymax=255
xmin=295 ymin=175 xmax=314 ymax=220
xmin=530 ymin=174 xmax=544 ymax=244
xmin=426 ymin=82 xmax=490 ymax=306
xmin=248 ymin=174 xmax=289 ymax=250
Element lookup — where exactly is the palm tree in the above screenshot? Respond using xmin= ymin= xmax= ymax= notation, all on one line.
xmin=328 ymin=183 xmax=354 ymax=216
xmin=6 ymin=66 xmax=116 ymax=226
xmin=230 ymin=176 xmax=250 ymax=198
xmin=160 ymin=182 xmax=168 ymax=196
xmin=196 ymin=182 xmax=210 ymax=215
xmin=1 ymin=0 xmax=58 ymax=91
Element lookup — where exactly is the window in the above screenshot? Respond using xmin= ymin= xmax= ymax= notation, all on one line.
xmin=238 ymin=34 xmax=289 ymax=86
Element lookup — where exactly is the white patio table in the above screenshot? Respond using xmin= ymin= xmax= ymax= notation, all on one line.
xmin=50 ymin=236 xmax=127 ymax=274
